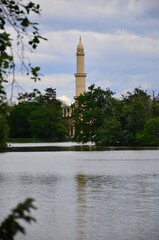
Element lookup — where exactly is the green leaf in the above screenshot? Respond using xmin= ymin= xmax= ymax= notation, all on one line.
xmin=33 ymin=36 xmax=39 ymax=43
xmin=21 ymin=17 xmax=30 ymax=27
xmin=32 ymin=43 xmax=37 ymax=49
xmin=34 ymin=67 xmax=40 ymax=72
xmin=3 ymin=61 xmax=9 ymax=69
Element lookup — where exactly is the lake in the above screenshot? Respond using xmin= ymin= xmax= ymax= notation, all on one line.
xmin=0 ymin=142 xmax=159 ymax=240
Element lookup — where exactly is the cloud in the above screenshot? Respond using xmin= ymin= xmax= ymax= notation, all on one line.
xmin=111 ymin=73 xmax=153 ymax=98
xmin=36 ymin=0 xmax=159 ymax=37
xmin=6 ymin=28 xmax=159 ymax=101
xmin=4 ymin=0 xmax=159 ymax=102
xmin=58 ymin=95 xmax=72 ymax=105
xmin=11 ymin=29 xmax=159 ymax=84
xmin=95 ymin=80 xmax=112 ymax=89
xmin=38 ymin=0 xmax=159 ymax=21
xmin=40 ymin=29 xmax=159 ymax=59
xmin=5 ymin=73 xmax=75 ymax=103
xmin=30 ymin=30 xmax=159 ymax=75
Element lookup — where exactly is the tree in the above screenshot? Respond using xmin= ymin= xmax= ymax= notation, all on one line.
xmin=96 ymin=117 xmax=122 ymax=146
xmin=120 ymin=88 xmax=151 ymax=145
xmin=72 ymin=85 xmax=159 ymax=146
xmin=136 ymin=92 xmax=159 ymax=146
xmin=9 ymin=88 xmax=67 ymax=141
xmin=29 ymin=88 xmax=67 ymax=140
xmin=37 ymin=88 xmax=56 ymax=103
xmin=96 ymin=97 xmax=122 ymax=145
xmin=72 ymin=84 xmax=115 ymax=144
xmin=150 ymin=91 xmax=159 ymax=119
xmin=136 ymin=118 xmax=159 ymax=146
xmin=0 ymin=198 xmax=36 ymax=240
xmin=0 ymin=0 xmax=46 ymax=147
xmin=0 ymin=99 xmax=9 ymax=148
xmin=9 ymin=101 xmax=38 ymax=138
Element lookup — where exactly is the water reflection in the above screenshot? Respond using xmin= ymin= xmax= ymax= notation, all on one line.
xmin=19 ymin=174 xmax=57 ymax=186
xmin=1 ymin=148 xmax=159 ymax=239
xmin=76 ymin=174 xmax=86 ymax=240
xmin=75 ymin=173 xmax=159 ymax=240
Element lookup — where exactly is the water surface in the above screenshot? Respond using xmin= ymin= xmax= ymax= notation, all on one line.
xmin=0 ymin=143 xmax=159 ymax=240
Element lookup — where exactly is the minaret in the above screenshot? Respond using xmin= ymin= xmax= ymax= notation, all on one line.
xmin=74 ymin=36 xmax=87 ymax=97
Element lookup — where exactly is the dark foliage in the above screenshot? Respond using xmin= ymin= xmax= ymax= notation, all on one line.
xmin=9 ymin=88 xmax=67 ymax=141
xmin=72 ymin=85 xmax=159 ymax=146
xmin=0 ymin=198 xmax=36 ymax=240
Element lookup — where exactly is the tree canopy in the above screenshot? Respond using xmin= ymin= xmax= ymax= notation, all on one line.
xmin=72 ymin=85 xmax=159 ymax=146
xmin=9 ymin=88 xmax=67 ymax=141
xmin=72 ymin=84 xmax=115 ymax=143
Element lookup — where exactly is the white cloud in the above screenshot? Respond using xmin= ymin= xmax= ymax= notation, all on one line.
xmin=5 ymin=28 xmax=159 ymax=101
xmin=95 ymin=80 xmax=112 ymax=89
xmin=5 ymin=73 xmax=75 ymax=102
xmin=26 ymin=52 xmax=59 ymax=63
xmin=35 ymin=0 xmax=159 ymax=39
xmin=58 ymin=95 xmax=72 ymax=105
xmin=4 ymin=0 xmax=159 ymax=101
xmin=113 ymin=73 xmax=153 ymax=98
xmin=41 ymin=29 xmax=159 ymax=57
xmin=38 ymin=0 xmax=159 ymax=20
xmin=42 ymin=74 xmax=74 ymax=87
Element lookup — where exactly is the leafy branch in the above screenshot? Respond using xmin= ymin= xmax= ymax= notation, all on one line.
xmin=0 ymin=198 xmax=37 ymax=240
xmin=0 ymin=0 xmax=47 ymax=99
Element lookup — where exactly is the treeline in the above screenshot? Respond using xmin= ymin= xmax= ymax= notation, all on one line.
xmin=72 ymin=84 xmax=159 ymax=146
xmin=8 ymin=88 xmax=67 ymax=141
xmin=1 ymin=84 xmax=159 ymax=148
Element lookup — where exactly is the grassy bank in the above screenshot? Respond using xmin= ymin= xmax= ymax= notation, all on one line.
xmin=8 ymin=138 xmax=43 ymax=143
xmin=8 ymin=137 xmax=73 ymax=143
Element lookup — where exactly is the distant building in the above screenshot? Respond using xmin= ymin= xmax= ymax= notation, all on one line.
xmin=63 ymin=37 xmax=87 ymax=136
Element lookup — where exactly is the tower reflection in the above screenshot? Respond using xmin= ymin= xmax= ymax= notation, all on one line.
xmin=76 ymin=173 xmax=86 ymax=240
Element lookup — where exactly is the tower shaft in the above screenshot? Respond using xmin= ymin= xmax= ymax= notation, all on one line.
xmin=75 ymin=37 xmax=87 ymax=97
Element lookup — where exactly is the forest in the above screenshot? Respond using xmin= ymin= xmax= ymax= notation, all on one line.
xmin=72 ymin=84 xmax=159 ymax=146
xmin=0 ymin=84 xmax=159 ymax=147
xmin=0 ymin=84 xmax=159 ymax=148
xmin=0 ymin=84 xmax=158 ymax=147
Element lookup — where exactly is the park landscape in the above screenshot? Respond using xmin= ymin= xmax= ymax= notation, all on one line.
xmin=0 ymin=1 xmax=159 ymax=240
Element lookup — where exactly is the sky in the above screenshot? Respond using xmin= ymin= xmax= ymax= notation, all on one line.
xmin=6 ymin=0 xmax=159 ymax=105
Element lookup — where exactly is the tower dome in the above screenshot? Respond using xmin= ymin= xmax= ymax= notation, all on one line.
xmin=77 ymin=36 xmax=84 ymax=50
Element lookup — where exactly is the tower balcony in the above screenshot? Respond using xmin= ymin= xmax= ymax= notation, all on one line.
xmin=74 ymin=73 xmax=87 ymax=77
xmin=76 ymin=52 xmax=85 ymax=56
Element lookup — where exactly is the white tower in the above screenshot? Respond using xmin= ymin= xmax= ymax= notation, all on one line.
xmin=74 ymin=37 xmax=87 ymax=97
